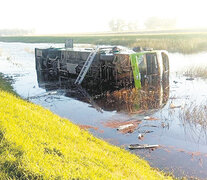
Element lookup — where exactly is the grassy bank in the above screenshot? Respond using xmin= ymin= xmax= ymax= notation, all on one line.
xmin=0 ymin=73 xmax=18 ymax=96
xmin=0 ymin=76 xmax=172 ymax=179
xmin=1 ymin=32 xmax=207 ymax=54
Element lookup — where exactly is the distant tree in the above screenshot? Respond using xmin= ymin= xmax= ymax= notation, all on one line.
xmin=109 ymin=19 xmax=138 ymax=32
xmin=0 ymin=29 xmax=35 ymax=36
xmin=109 ymin=19 xmax=126 ymax=32
xmin=144 ymin=17 xmax=176 ymax=30
xmin=127 ymin=21 xmax=138 ymax=31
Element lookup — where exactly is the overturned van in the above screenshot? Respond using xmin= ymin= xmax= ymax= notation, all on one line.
xmin=35 ymin=43 xmax=169 ymax=113
xmin=35 ymin=44 xmax=169 ymax=92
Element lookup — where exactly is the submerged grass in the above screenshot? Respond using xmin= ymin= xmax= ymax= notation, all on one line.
xmin=0 ymin=77 xmax=172 ymax=179
xmin=1 ymin=32 xmax=207 ymax=53
xmin=180 ymin=101 xmax=207 ymax=128
xmin=184 ymin=65 xmax=207 ymax=79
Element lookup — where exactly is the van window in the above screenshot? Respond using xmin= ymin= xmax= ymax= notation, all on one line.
xmin=146 ymin=53 xmax=158 ymax=75
xmin=138 ymin=55 xmax=147 ymax=74
xmin=162 ymin=52 xmax=169 ymax=72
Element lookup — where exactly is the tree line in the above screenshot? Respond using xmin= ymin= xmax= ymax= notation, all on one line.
xmin=0 ymin=29 xmax=35 ymax=36
xmin=109 ymin=17 xmax=177 ymax=32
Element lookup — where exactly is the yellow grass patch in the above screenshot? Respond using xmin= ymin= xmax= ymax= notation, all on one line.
xmin=0 ymin=90 xmax=172 ymax=179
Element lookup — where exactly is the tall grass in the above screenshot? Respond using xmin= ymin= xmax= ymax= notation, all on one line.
xmin=1 ymin=32 xmax=207 ymax=53
xmin=131 ymin=38 xmax=207 ymax=54
xmin=184 ymin=65 xmax=207 ymax=79
xmin=180 ymin=102 xmax=207 ymax=126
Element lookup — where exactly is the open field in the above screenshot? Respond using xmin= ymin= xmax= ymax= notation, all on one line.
xmin=1 ymin=32 xmax=207 ymax=53
xmin=0 ymin=76 xmax=172 ymax=179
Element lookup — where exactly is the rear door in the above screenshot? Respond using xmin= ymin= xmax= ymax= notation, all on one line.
xmin=161 ymin=52 xmax=170 ymax=104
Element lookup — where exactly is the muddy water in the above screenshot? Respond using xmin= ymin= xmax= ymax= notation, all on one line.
xmin=0 ymin=42 xmax=207 ymax=179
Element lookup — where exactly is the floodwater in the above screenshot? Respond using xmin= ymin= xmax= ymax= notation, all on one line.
xmin=0 ymin=42 xmax=207 ymax=179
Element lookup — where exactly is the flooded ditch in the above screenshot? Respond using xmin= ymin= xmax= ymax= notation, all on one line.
xmin=0 ymin=42 xmax=207 ymax=179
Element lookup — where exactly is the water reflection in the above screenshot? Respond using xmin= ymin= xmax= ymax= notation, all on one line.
xmin=36 ymin=70 xmax=169 ymax=114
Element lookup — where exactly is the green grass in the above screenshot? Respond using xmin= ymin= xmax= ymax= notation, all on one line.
xmin=0 ymin=75 xmax=173 ymax=179
xmin=1 ymin=32 xmax=207 ymax=53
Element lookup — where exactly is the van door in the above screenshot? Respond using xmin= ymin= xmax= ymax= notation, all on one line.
xmin=145 ymin=53 xmax=160 ymax=90
xmin=161 ymin=52 xmax=170 ymax=104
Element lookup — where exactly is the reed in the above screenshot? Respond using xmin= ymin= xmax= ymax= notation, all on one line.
xmin=180 ymin=101 xmax=207 ymax=127
xmin=184 ymin=66 xmax=207 ymax=79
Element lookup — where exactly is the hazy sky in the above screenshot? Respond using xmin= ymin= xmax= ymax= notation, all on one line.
xmin=1 ymin=0 xmax=207 ymax=34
